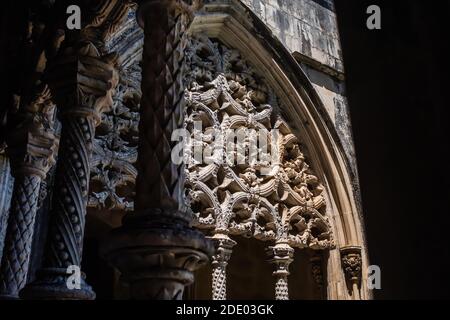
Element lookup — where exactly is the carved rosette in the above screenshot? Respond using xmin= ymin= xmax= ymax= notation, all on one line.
xmin=0 ymin=86 xmax=58 ymax=299
xmin=341 ymin=246 xmax=362 ymax=300
xmin=266 ymin=244 xmax=294 ymax=300
xmin=101 ymin=0 xmax=213 ymax=300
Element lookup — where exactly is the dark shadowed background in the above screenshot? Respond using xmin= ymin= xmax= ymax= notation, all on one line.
xmin=334 ymin=0 xmax=450 ymax=299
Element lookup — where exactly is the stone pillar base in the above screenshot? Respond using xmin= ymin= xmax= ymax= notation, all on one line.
xmin=21 ymin=268 xmax=95 ymax=300
xmin=101 ymin=209 xmax=213 ymax=300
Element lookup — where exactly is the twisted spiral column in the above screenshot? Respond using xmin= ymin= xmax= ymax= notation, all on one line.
xmin=101 ymin=0 xmax=213 ymax=300
xmin=23 ymin=114 xmax=97 ymax=300
xmin=45 ymin=116 xmax=94 ymax=268
xmin=266 ymin=243 xmax=294 ymax=300
xmin=22 ymin=43 xmax=118 ymax=300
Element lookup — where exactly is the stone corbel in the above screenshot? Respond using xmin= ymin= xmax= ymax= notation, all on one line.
xmin=340 ymin=246 xmax=362 ymax=300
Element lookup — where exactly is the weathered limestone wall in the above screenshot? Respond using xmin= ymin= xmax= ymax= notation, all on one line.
xmin=242 ymin=0 xmax=342 ymax=72
xmin=241 ymin=0 xmax=357 ymax=175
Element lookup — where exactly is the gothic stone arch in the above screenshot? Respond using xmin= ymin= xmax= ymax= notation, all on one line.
xmin=183 ymin=0 xmax=370 ymax=300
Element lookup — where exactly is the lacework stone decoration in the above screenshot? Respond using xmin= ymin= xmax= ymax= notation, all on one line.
xmin=88 ymin=7 xmax=143 ymax=213
xmin=183 ymin=36 xmax=335 ymax=300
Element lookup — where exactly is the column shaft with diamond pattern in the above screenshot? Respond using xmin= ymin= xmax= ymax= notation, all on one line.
xmin=101 ymin=1 xmax=213 ymax=300
xmin=0 ymin=175 xmax=41 ymax=299
xmin=135 ymin=1 xmax=188 ymax=211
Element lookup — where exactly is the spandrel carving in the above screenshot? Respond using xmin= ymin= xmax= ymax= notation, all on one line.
xmin=88 ymin=63 xmax=141 ymax=212
xmin=184 ymin=36 xmax=334 ymax=250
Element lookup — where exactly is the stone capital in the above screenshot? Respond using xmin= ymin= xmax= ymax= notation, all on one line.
xmin=266 ymin=243 xmax=294 ymax=277
xmin=45 ymin=42 xmax=119 ymax=125
xmin=210 ymin=233 xmax=236 ymax=267
xmin=7 ymin=85 xmax=59 ymax=179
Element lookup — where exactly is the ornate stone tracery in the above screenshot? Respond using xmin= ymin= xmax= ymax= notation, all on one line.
xmin=87 ymin=6 xmax=143 ymax=214
xmin=183 ymin=36 xmax=335 ymax=300
xmin=88 ymin=62 xmax=141 ymax=212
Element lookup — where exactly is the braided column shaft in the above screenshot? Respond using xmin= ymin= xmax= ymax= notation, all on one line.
xmin=21 ymin=113 xmax=98 ymax=300
xmin=212 ymin=263 xmax=227 ymax=300
xmin=135 ymin=0 xmax=190 ymax=211
xmin=0 ymin=175 xmax=42 ymax=298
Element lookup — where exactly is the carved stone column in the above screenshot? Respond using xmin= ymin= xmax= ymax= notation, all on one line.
xmin=266 ymin=243 xmax=294 ymax=300
xmin=0 ymin=86 xmax=58 ymax=299
xmin=22 ymin=43 xmax=118 ymax=300
xmin=101 ymin=0 xmax=212 ymax=300
xmin=0 ymin=152 xmax=14 ymax=262
xmin=341 ymin=246 xmax=362 ymax=300
xmin=210 ymin=234 xmax=236 ymax=300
